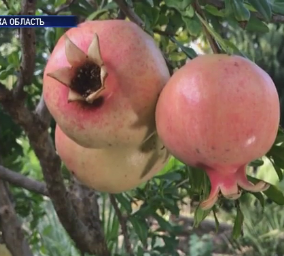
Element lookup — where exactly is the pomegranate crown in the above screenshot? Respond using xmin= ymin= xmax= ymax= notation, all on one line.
xmin=47 ymin=33 xmax=108 ymax=104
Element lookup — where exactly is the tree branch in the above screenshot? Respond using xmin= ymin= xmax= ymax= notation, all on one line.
xmin=0 ymin=180 xmax=34 ymax=256
xmin=113 ymin=0 xmax=144 ymax=27
xmin=109 ymin=195 xmax=134 ymax=256
xmin=0 ymin=82 xmax=109 ymax=255
xmin=69 ymin=178 xmax=109 ymax=256
xmin=194 ymin=0 xmax=222 ymax=54
xmin=0 ymin=165 xmax=48 ymax=196
xmin=14 ymin=0 xmax=37 ymax=99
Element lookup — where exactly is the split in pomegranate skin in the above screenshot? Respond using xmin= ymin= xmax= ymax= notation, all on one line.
xmin=155 ymin=54 xmax=280 ymax=210
xmin=43 ymin=20 xmax=170 ymax=149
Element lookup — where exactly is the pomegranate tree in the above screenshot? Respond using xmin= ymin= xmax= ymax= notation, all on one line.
xmin=43 ymin=20 xmax=170 ymax=148
xmin=55 ymin=125 xmax=170 ymax=193
xmin=155 ymin=54 xmax=280 ymax=210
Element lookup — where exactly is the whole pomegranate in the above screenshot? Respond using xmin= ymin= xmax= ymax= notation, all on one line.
xmin=55 ymin=125 xmax=170 ymax=193
xmin=43 ymin=20 xmax=170 ymax=148
xmin=155 ymin=54 xmax=280 ymax=210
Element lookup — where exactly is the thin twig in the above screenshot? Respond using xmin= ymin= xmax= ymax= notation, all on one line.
xmin=109 ymin=195 xmax=134 ymax=256
xmin=113 ymin=0 xmax=144 ymax=27
xmin=194 ymin=0 xmax=222 ymax=54
xmin=0 ymin=165 xmax=48 ymax=196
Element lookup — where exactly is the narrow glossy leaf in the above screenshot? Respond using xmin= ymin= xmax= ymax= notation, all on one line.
xmin=269 ymin=158 xmax=283 ymax=181
xmin=164 ymin=0 xmax=192 ymax=11
xmin=224 ymin=0 xmax=234 ymax=16
xmin=204 ymin=4 xmax=226 ymax=17
xmin=212 ymin=207 xmax=220 ymax=232
xmin=129 ymin=216 xmax=148 ymax=246
xmin=231 ymin=0 xmax=251 ymax=21
xmin=250 ymin=192 xmax=265 ymax=208
xmin=114 ymin=194 xmax=132 ymax=214
xmin=196 ymin=12 xmax=231 ymax=53
xmin=146 ymin=0 xmax=154 ymax=7
xmin=248 ymin=176 xmax=284 ymax=205
xmin=87 ymin=9 xmax=108 ymax=20
xmin=248 ymin=158 xmax=264 ymax=167
xmin=183 ymin=5 xmax=194 ymax=18
xmin=193 ymin=205 xmax=211 ymax=227
xmin=182 ymin=14 xmax=202 ymax=37
xmin=152 ymin=213 xmax=173 ymax=232
xmin=170 ymin=37 xmax=198 ymax=59
xmin=270 ymin=0 xmax=284 ymax=15
xmin=232 ymin=204 xmax=244 ymax=239
xmin=245 ymin=15 xmax=269 ymax=33
xmin=248 ymin=0 xmax=271 ymax=21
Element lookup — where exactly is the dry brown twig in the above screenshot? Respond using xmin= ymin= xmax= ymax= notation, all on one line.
xmin=109 ymin=194 xmax=134 ymax=256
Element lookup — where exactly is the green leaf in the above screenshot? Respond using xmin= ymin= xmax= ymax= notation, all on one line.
xmin=248 ymin=176 xmax=284 ymax=205
xmin=170 ymin=37 xmax=198 ymax=59
xmin=164 ymin=0 xmax=192 ymax=11
xmin=232 ymin=203 xmax=244 ymax=239
xmin=129 ymin=216 xmax=148 ymax=246
xmin=224 ymin=0 xmax=234 ymax=16
xmin=87 ymin=9 xmax=108 ymax=20
xmin=212 ymin=207 xmax=220 ymax=232
xmin=248 ymin=0 xmax=271 ymax=21
xmin=114 ymin=194 xmax=132 ymax=214
xmin=249 ymin=158 xmax=265 ymax=168
xmin=193 ymin=205 xmax=211 ymax=227
xmin=195 ymin=12 xmax=231 ymax=53
xmin=0 ymin=65 xmax=14 ymax=80
xmin=152 ymin=213 xmax=173 ymax=232
xmin=231 ymin=0 xmax=251 ymax=21
xmin=245 ymin=15 xmax=269 ymax=33
xmin=250 ymin=192 xmax=265 ymax=208
xmin=134 ymin=2 xmax=160 ymax=28
xmin=204 ymin=4 xmax=226 ymax=17
xmin=182 ymin=5 xmax=195 ymax=18
xmin=55 ymin=0 xmax=66 ymax=8
xmin=182 ymin=14 xmax=202 ymax=36
xmin=146 ymin=0 xmax=154 ymax=7
xmin=270 ymin=0 xmax=284 ymax=15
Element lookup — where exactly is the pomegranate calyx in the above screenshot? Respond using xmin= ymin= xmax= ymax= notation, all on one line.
xmin=200 ymin=165 xmax=270 ymax=210
xmin=47 ymin=33 xmax=108 ymax=104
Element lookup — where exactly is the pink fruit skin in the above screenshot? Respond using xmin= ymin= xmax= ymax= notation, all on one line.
xmin=43 ymin=20 xmax=170 ymax=148
xmin=155 ymin=54 xmax=280 ymax=209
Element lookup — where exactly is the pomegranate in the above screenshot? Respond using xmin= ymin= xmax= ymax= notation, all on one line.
xmin=155 ymin=54 xmax=280 ymax=210
xmin=55 ymin=125 xmax=170 ymax=193
xmin=43 ymin=20 xmax=170 ymax=148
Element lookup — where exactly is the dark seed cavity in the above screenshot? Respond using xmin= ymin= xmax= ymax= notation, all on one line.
xmin=70 ymin=61 xmax=101 ymax=98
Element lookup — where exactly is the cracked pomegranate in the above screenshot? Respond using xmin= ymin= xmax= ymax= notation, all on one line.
xmin=43 ymin=20 xmax=170 ymax=148
xmin=55 ymin=125 xmax=170 ymax=193
xmin=155 ymin=54 xmax=280 ymax=210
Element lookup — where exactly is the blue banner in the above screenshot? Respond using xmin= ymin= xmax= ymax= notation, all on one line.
xmin=0 ymin=15 xmax=78 ymax=28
